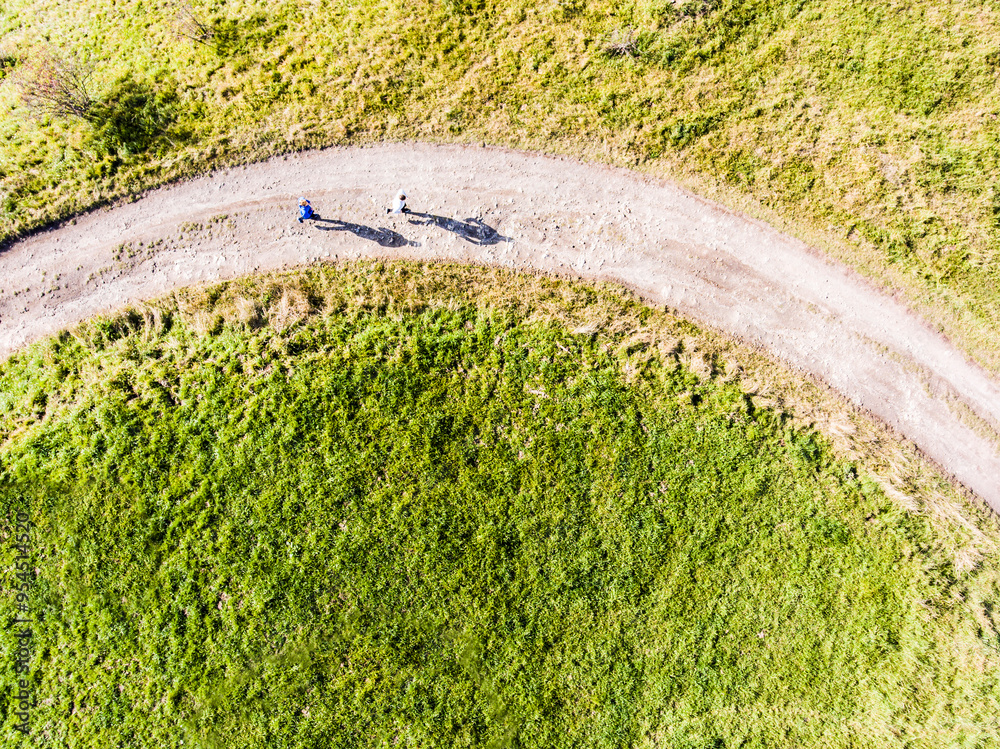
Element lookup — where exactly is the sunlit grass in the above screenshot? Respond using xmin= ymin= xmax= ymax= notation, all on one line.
xmin=1 ymin=262 xmax=999 ymax=747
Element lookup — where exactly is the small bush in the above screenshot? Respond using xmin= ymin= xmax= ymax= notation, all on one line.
xmin=209 ymin=14 xmax=283 ymax=58
xmin=603 ymin=27 xmax=640 ymax=58
xmin=554 ymin=0 xmax=586 ymax=22
xmin=172 ymin=3 xmax=279 ymax=58
xmin=0 ymin=53 xmax=16 ymax=81
xmin=87 ymin=76 xmax=180 ymax=156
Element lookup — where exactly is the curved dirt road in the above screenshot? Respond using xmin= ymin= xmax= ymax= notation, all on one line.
xmin=2 ymin=144 xmax=999 ymax=510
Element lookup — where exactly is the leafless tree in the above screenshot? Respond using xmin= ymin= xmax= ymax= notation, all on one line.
xmin=12 ymin=49 xmax=95 ymax=120
xmin=172 ymin=1 xmax=215 ymax=45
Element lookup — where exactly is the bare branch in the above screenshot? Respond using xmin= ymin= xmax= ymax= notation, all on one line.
xmin=172 ymin=1 xmax=215 ymax=45
xmin=12 ymin=49 xmax=95 ymax=121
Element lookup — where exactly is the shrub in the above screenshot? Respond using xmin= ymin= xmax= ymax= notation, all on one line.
xmin=0 ymin=52 xmax=16 ymax=81
xmin=603 ymin=27 xmax=640 ymax=58
xmin=87 ymin=76 xmax=180 ymax=156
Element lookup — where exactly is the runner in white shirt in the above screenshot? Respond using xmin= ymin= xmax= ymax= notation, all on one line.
xmin=388 ymin=189 xmax=409 ymax=214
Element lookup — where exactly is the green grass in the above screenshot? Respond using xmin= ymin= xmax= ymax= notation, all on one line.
xmin=2 ymin=0 xmax=1000 ymax=371
xmin=2 ymin=262 xmax=999 ymax=747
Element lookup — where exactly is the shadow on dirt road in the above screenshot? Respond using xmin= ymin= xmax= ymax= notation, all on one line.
xmin=314 ymin=217 xmax=419 ymax=248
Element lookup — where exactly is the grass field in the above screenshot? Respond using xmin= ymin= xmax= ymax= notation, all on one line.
xmin=2 ymin=262 xmax=999 ymax=747
xmin=4 ymin=1 xmax=1000 ymax=743
xmin=2 ymin=0 xmax=1000 ymax=372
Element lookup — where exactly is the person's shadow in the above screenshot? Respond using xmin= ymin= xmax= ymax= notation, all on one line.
xmin=312 ymin=217 xmax=419 ymax=248
xmin=406 ymin=213 xmax=511 ymax=246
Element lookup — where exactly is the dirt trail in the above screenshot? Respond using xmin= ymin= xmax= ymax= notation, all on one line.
xmin=2 ymin=143 xmax=999 ymax=510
